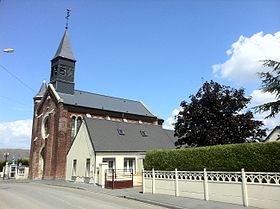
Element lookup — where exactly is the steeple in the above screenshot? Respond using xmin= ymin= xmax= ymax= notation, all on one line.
xmin=53 ymin=30 xmax=76 ymax=61
xmin=50 ymin=10 xmax=76 ymax=95
xmin=34 ymin=80 xmax=47 ymax=100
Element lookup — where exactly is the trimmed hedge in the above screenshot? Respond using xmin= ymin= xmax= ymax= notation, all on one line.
xmin=144 ymin=142 xmax=280 ymax=172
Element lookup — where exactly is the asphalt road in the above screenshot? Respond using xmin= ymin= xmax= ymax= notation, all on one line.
xmin=0 ymin=182 xmax=165 ymax=209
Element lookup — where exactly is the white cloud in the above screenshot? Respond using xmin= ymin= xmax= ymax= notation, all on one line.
xmin=249 ymin=90 xmax=279 ymax=130
xmin=163 ymin=108 xmax=180 ymax=130
xmin=213 ymin=32 xmax=280 ymax=83
xmin=250 ymin=89 xmax=277 ymax=107
xmin=0 ymin=119 xmax=32 ymax=149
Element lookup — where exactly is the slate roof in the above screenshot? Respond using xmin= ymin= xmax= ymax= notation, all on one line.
xmin=58 ymin=90 xmax=156 ymax=117
xmin=53 ymin=30 xmax=76 ymax=61
xmin=163 ymin=129 xmax=177 ymax=144
xmin=34 ymin=80 xmax=47 ymax=99
xmin=84 ymin=117 xmax=176 ymax=152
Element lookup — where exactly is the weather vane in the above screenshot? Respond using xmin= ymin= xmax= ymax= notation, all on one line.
xmin=65 ymin=8 xmax=71 ymax=30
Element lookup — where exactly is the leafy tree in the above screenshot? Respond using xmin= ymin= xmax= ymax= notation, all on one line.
xmin=254 ymin=60 xmax=280 ymax=118
xmin=0 ymin=161 xmax=5 ymax=172
xmin=16 ymin=158 xmax=29 ymax=166
xmin=174 ymin=80 xmax=266 ymax=147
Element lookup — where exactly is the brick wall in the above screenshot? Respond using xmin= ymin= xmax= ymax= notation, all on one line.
xmin=29 ymin=89 xmax=162 ymax=180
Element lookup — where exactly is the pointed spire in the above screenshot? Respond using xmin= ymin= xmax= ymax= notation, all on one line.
xmin=53 ymin=30 xmax=76 ymax=61
xmin=34 ymin=80 xmax=47 ymax=99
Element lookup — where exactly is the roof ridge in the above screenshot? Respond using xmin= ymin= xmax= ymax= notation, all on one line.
xmin=85 ymin=117 xmax=160 ymax=127
xmin=140 ymin=100 xmax=157 ymax=117
xmin=75 ymin=89 xmax=142 ymax=103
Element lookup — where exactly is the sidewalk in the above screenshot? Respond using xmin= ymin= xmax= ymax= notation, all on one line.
xmin=31 ymin=180 xmax=259 ymax=209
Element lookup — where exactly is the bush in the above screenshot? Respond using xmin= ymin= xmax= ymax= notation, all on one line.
xmin=16 ymin=158 xmax=29 ymax=166
xmin=0 ymin=161 xmax=5 ymax=171
xmin=144 ymin=142 xmax=280 ymax=172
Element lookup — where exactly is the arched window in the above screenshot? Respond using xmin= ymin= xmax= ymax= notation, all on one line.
xmin=71 ymin=115 xmax=83 ymax=140
xmin=77 ymin=117 xmax=82 ymax=133
xmin=71 ymin=116 xmax=76 ymax=140
xmin=41 ymin=115 xmax=50 ymax=139
xmin=44 ymin=117 xmax=49 ymax=137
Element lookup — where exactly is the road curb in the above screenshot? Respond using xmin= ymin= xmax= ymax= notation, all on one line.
xmin=121 ymin=195 xmax=185 ymax=209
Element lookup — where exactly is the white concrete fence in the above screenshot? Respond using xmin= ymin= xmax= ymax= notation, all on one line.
xmin=142 ymin=169 xmax=280 ymax=209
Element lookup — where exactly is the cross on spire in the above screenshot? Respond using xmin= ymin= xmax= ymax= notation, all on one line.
xmin=65 ymin=8 xmax=71 ymax=30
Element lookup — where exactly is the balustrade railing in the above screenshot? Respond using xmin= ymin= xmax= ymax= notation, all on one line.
xmin=144 ymin=169 xmax=280 ymax=185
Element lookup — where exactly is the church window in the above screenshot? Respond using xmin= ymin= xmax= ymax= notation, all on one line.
xmin=71 ymin=115 xmax=83 ymax=140
xmin=77 ymin=117 xmax=82 ymax=133
xmin=59 ymin=64 xmax=67 ymax=76
xmin=54 ymin=66 xmax=58 ymax=75
xmin=44 ymin=117 xmax=49 ymax=136
xmin=71 ymin=116 xmax=76 ymax=140
xmin=67 ymin=66 xmax=73 ymax=77
xmin=41 ymin=116 xmax=50 ymax=139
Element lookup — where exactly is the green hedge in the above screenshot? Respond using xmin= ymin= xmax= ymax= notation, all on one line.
xmin=144 ymin=142 xmax=280 ymax=172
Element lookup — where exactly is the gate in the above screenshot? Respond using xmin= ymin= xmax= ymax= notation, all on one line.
xmin=105 ymin=169 xmax=133 ymax=189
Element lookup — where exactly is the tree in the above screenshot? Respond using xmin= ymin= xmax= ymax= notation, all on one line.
xmin=254 ymin=60 xmax=280 ymax=118
xmin=16 ymin=158 xmax=29 ymax=166
xmin=174 ymin=80 xmax=266 ymax=147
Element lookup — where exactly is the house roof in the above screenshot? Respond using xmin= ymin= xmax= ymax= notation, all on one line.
xmin=163 ymin=129 xmax=177 ymax=144
xmin=53 ymin=30 xmax=76 ymax=61
xmin=58 ymin=90 xmax=156 ymax=117
xmin=265 ymin=126 xmax=280 ymax=142
xmin=84 ymin=117 xmax=176 ymax=152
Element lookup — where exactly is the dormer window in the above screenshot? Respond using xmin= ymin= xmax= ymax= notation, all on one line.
xmin=140 ymin=130 xmax=148 ymax=137
xmin=117 ymin=128 xmax=125 ymax=135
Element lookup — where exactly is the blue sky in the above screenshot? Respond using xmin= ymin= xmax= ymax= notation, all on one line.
xmin=0 ymin=0 xmax=279 ymax=148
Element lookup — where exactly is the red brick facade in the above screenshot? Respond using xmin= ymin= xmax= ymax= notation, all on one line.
xmin=29 ymin=86 xmax=162 ymax=180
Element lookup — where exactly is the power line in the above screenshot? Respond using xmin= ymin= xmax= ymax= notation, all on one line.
xmin=0 ymin=63 xmax=36 ymax=93
xmin=0 ymin=95 xmax=32 ymax=108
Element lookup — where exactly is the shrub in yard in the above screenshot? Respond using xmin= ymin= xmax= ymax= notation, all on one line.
xmin=144 ymin=142 xmax=280 ymax=172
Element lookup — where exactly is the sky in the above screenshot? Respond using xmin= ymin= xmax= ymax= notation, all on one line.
xmin=0 ymin=0 xmax=279 ymax=149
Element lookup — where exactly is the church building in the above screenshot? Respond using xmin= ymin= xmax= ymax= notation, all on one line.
xmin=29 ymin=27 xmax=176 ymax=181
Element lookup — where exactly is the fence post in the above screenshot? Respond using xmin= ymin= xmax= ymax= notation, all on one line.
xmin=241 ymin=168 xmax=248 ymax=207
xmin=175 ymin=168 xmax=179 ymax=197
xmin=142 ymin=169 xmax=145 ymax=193
xmin=112 ymin=169 xmax=115 ymax=189
xmin=152 ymin=168 xmax=155 ymax=194
xmin=203 ymin=168 xmax=209 ymax=201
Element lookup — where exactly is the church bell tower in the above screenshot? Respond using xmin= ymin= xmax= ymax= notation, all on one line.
xmin=50 ymin=9 xmax=76 ymax=95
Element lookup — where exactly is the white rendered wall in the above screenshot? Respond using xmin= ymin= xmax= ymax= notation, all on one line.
xmin=96 ymin=152 xmax=145 ymax=186
xmin=208 ymin=182 xmax=243 ymax=205
xmin=66 ymin=122 xmax=95 ymax=182
xmin=143 ymin=170 xmax=280 ymax=209
xmin=247 ymin=184 xmax=280 ymax=209
xmin=179 ymin=180 xmax=204 ymax=199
